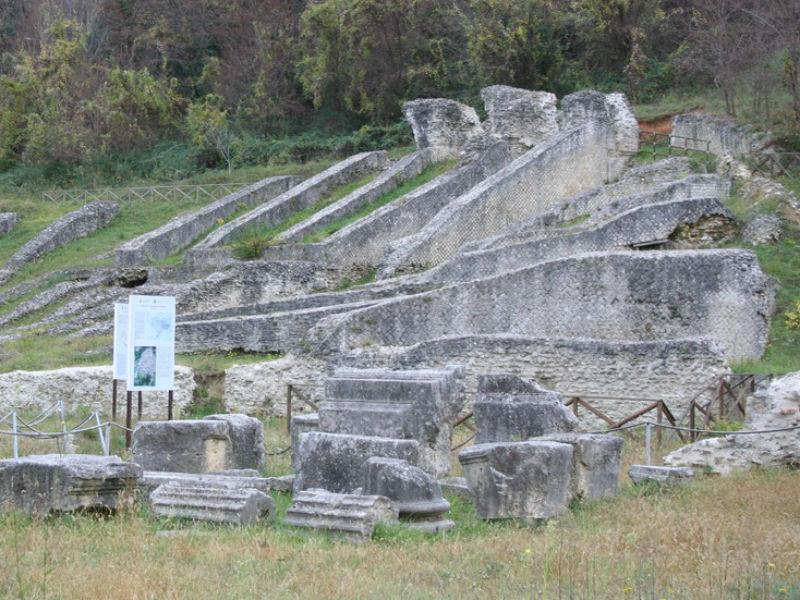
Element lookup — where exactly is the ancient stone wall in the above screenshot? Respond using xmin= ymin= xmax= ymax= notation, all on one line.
xmin=258 ymin=142 xmax=512 ymax=269
xmin=0 ymin=213 xmax=18 ymax=236
xmin=191 ymin=151 xmax=389 ymax=250
xmin=0 ymin=365 xmax=195 ymax=419
xmin=274 ymin=149 xmax=437 ymax=244
xmin=421 ymin=197 xmax=735 ymax=285
xmin=0 ymin=201 xmax=120 ymax=284
xmin=671 ymin=113 xmax=770 ymax=159
xmin=314 ymin=250 xmax=774 ymax=364
xmin=115 ymin=176 xmax=296 ymax=266
xmin=377 ymin=122 xmax=617 ymax=278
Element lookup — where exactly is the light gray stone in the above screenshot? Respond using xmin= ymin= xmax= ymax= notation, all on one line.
xmin=257 ymin=142 xmax=512 ymax=271
xmin=0 ymin=212 xmax=18 ymax=236
xmin=473 ymin=374 xmax=577 ymax=444
xmin=481 ymin=85 xmax=559 ymax=156
xmin=0 ymin=454 xmax=141 ymax=517
xmin=274 ymin=149 xmax=437 ymax=244
xmin=628 ymin=465 xmax=694 ymax=485
xmin=316 ymin=250 xmax=774 ymax=364
xmin=423 ymin=196 xmax=736 ymax=286
xmin=291 ymin=413 xmax=319 ymax=473
xmin=115 ymin=176 xmax=296 ymax=266
xmin=671 ymin=113 xmax=770 ymax=160
xmin=132 ymin=414 xmax=265 ymax=474
xmin=378 ymin=118 xmax=625 ymax=277
xmin=534 ymin=433 xmax=624 ymax=501
xmin=319 ymin=366 xmax=466 ymax=476
xmin=742 ymin=215 xmax=783 ymax=246
xmin=139 ymin=470 xmax=271 ymax=497
xmin=192 ymin=151 xmax=389 ymax=250
xmin=0 ymin=201 xmax=120 ymax=284
xmin=0 ymin=365 xmax=195 ymax=419
xmin=663 ymin=371 xmax=800 ymax=474
xmin=204 ymin=413 xmax=266 ymax=472
xmin=363 ymin=457 xmax=453 ymax=532
xmin=284 ymin=489 xmax=398 ymax=541
xmin=293 ymin=432 xmax=419 ymax=494
xmin=458 ymin=441 xmax=574 ymax=520
xmin=149 ymin=482 xmax=274 ymax=524
xmin=402 ymin=98 xmax=484 ymax=157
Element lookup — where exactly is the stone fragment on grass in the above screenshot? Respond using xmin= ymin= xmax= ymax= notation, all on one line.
xmin=284 ymin=489 xmax=398 ymax=542
xmin=628 ymin=465 xmax=694 ymax=486
xmin=363 ymin=457 xmax=454 ymax=532
xmin=149 ymin=482 xmax=274 ymax=524
xmin=0 ymin=454 xmax=141 ymax=517
xmin=458 ymin=441 xmax=574 ymax=520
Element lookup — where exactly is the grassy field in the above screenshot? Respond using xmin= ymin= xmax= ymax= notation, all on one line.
xmin=0 ymin=424 xmax=798 ymax=600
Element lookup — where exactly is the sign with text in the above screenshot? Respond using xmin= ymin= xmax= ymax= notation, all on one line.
xmin=126 ymin=295 xmax=176 ymax=391
xmin=112 ymin=303 xmax=129 ymax=380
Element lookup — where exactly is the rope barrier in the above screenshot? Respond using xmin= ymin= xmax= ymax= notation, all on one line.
xmin=266 ymin=446 xmax=292 ymax=456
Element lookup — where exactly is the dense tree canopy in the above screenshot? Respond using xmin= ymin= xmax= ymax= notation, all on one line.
xmin=0 ymin=0 xmax=797 ymax=173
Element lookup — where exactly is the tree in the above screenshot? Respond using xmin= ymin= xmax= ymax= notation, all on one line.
xmin=462 ymin=0 xmax=579 ymax=94
xmin=186 ymin=94 xmax=236 ymax=171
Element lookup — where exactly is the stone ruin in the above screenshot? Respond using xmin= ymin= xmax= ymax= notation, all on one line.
xmin=0 ymin=454 xmax=141 ymax=517
xmin=293 ymin=366 xmax=466 ymax=493
xmin=132 ymin=413 xmax=266 ymax=474
xmin=459 ymin=374 xmax=623 ymax=520
xmin=663 ymin=371 xmax=800 ymax=475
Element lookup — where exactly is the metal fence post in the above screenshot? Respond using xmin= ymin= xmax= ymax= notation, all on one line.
xmin=645 ymin=422 xmax=652 ymax=466
xmin=12 ymin=412 xmax=18 ymax=459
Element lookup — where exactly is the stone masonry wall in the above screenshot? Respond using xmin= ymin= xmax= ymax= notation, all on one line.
xmin=191 ymin=151 xmax=389 ymax=250
xmin=0 ymin=365 xmax=195 ymax=419
xmin=314 ymin=249 xmax=774 ymax=364
xmin=671 ymin=113 xmax=770 ymax=160
xmin=377 ymin=121 xmax=616 ymax=277
xmin=421 ymin=197 xmax=735 ymax=285
xmin=0 ymin=201 xmax=120 ymax=285
xmin=115 ymin=175 xmax=296 ymax=266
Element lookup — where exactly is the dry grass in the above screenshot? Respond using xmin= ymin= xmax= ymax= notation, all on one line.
xmin=1 ymin=423 xmax=798 ymax=600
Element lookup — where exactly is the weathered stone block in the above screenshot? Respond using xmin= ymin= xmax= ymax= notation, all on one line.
xmin=534 ymin=433 xmax=623 ymax=501
xmin=284 ymin=489 xmax=398 ymax=542
xmin=481 ymin=85 xmax=559 ymax=156
xmin=628 ymin=465 xmax=694 ymax=486
xmin=319 ymin=366 xmax=465 ymax=476
xmin=150 ymin=482 xmax=273 ymax=524
xmin=458 ymin=441 xmax=574 ymax=520
xmin=132 ymin=414 xmax=265 ymax=474
xmin=139 ymin=470 xmax=271 ymax=498
xmin=293 ymin=432 xmax=419 ymax=494
xmin=473 ymin=374 xmax=577 ymax=444
xmin=204 ymin=414 xmax=266 ymax=472
xmin=402 ymin=98 xmax=484 ymax=157
xmin=291 ymin=413 xmax=319 ymax=473
xmin=363 ymin=457 xmax=453 ymax=532
xmin=0 ymin=454 xmax=141 ymax=517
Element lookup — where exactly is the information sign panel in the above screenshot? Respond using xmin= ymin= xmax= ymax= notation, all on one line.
xmin=126 ymin=295 xmax=176 ymax=391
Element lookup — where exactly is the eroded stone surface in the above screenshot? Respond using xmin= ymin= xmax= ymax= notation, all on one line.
xmin=149 ymin=482 xmax=274 ymax=524
xmin=473 ymin=374 xmax=577 ymax=443
xmin=293 ymin=432 xmax=419 ymax=494
xmin=284 ymin=489 xmax=398 ymax=541
xmin=132 ymin=414 xmax=265 ymax=474
xmin=663 ymin=371 xmax=800 ymax=474
xmin=458 ymin=441 xmax=574 ymax=520
xmin=0 ymin=454 xmax=141 ymax=517
xmin=402 ymin=98 xmax=484 ymax=157
xmin=363 ymin=457 xmax=453 ymax=532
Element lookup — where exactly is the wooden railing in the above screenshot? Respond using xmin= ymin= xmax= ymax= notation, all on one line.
xmin=42 ymin=183 xmax=248 ymax=203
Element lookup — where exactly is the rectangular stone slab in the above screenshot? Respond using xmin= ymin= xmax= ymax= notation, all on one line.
xmin=0 ymin=454 xmax=141 ymax=517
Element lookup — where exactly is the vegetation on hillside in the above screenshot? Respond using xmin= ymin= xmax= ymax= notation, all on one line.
xmin=0 ymin=0 xmax=798 ymax=191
